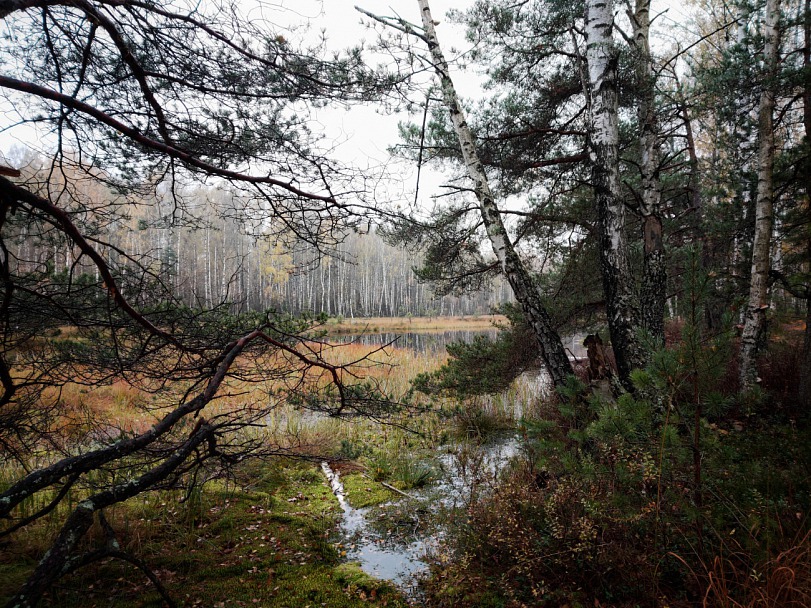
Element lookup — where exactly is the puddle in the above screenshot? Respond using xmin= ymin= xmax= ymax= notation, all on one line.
xmin=321 ymin=434 xmax=520 ymax=598
xmin=433 ymin=435 xmax=520 ymax=508
xmin=321 ymin=462 xmax=427 ymax=594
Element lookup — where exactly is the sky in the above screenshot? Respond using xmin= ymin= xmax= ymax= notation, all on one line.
xmin=0 ymin=0 xmax=476 ymax=211
xmin=264 ymin=0 xmax=700 ymax=212
xmin=0 ymin=0 xmax=700 ymax=211
xmin=272 ymin=0 xmax=484 ymax=212
xmin=257 ymin=0 xmax=705 ymax=271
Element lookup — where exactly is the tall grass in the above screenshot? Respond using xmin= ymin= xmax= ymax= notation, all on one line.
xmin=672 ymin=531 xmax=811 ymax=607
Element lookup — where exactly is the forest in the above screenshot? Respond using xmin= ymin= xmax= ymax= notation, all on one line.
xmin=0 ymin=0 xmax=809 ymax=606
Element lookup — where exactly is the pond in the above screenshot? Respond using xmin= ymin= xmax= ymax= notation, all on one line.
xmin=331 ymin=328 xmax=499 ymax=353
xmin=318 ymin=326 xmax=590 ymax=598
xmin=332 ymin=327 xmax=589 ymax=360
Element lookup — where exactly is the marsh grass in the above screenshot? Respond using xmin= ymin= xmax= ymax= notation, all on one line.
xmin=0 ymin=335 xmax=450 ymax=606
xmin=2 ymin=325 xmax=534 ymax=606
xmin=438 ymin=374 xmax=544 ymax=443
xmin=364 ymin=450 xmax=438 ymax=490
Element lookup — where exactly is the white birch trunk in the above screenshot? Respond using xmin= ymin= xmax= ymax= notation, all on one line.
xmin=417 ymin=0 xmax=573 ymax=387
xmin=586 ymin=0 xmax=644 ymax=386
xmin=739 ymin=0 xmax=781 ymax=391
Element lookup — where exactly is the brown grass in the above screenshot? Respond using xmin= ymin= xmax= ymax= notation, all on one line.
xmin=698 ymin=531 xmax=811 ymax=607
xmin=4 ymin=337 xmax=452 ymax=469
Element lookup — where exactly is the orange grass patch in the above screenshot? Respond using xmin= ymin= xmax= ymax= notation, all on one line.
xmin=16 ymin=339 xmax=449 ymax=443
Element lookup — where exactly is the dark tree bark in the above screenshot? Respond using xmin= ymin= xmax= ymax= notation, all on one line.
xmin=7 ymin=419 xmax=216 ymax=608
xmin=799 ymin=0 xmax=811 ymax=409
xmin=632 ymin=0 xmax=666 ymax=346
xmin=585 ymin=0 xmax=645 ymax=388
xmin=799 ymin=0 xmax=811 ymax=407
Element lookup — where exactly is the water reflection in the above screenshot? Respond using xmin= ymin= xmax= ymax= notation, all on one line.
xmin=331 ymin=329 xmax=499 ymax=353
xmin=321 ymin=462 xmax=428 ymax=594
xmin=332 ymin=329 xmax=589 ymax=360
xmin=322 ymin=434 xmax=520 ymax=598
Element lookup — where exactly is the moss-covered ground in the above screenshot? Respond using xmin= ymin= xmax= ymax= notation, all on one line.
xmin=340 ymin=473 xmax=398 ymax=509
xmin=0 ymin=461 xmax=410 ymax=608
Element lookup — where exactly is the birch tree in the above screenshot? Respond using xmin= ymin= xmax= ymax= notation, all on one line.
xmin=585 ymin=0 xmax=646 ymax=385
xmin=739 ymin=0 xmax=781 ymax=391
xmin=419 ymin=0 xmax=574 ymax=387
xmin=385 ymin=0 xmax=685 ymax=388
xmin=359 ymin=1 xmax=574 ymax=387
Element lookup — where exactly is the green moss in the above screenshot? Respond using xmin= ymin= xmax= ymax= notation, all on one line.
xmin=1 ymin=462 xmax=408 ymax=608
xmin=341 ymin=473 xmax=398 ymax=508
xmin=333 ymin=562 xmax=399 ymax=594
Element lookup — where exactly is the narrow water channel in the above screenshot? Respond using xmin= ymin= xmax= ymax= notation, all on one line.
xmin=318 ymin=325 xmax=579 ymax=595
xmin=321 ymin=462 xmax=428 ymax=593
xmin=321 ymin=434 xmax=520 ymax=597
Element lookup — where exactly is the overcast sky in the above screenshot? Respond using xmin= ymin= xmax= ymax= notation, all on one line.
xmin=1 ymin=0 xmax=699 ymax=211
xmin=270 ymin=0 xmax=699 ymax=211
xmin=274 ymin=0 xmax=482 ymax=211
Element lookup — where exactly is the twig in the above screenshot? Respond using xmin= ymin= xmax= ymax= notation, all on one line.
xmin=380 ymin=481 xmax=417 ymax=499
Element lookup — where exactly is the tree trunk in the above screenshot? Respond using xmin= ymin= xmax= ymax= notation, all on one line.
xmin=416 ymin=0 xmax=573 ymax=388
xmin=739 ymin=0 xmax=780 ymax=391
xmin=585 ymin=0 xmax=645 ymax=388
xmin=801 ymin=290 xmax=811 ymax=408
xmin=799 ymin=0 xmax=811 ymax=408
xmin=633 ymin=0 xmax=666 ymax=345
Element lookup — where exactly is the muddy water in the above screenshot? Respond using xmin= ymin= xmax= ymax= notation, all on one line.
xmin=322 ymin=434 xmax=520 ymax=597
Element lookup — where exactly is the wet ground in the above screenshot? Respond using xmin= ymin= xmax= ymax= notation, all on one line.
xmin=322 ymin=434 xmax=520 ymax=597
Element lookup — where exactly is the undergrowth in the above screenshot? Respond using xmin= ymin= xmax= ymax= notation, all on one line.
xmin=421 ymin=316 xmax=811 ymax=607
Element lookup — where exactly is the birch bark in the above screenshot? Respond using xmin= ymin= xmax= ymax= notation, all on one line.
xmin=739 ymin=0 xmax=780 ymax=391
xmin=801 ymin=0 xmax=811 ymax=408
xmin=416 ymin=0 xmax=573 ymax=388
xmin=585 ymin=0 xmax=645 ymax=387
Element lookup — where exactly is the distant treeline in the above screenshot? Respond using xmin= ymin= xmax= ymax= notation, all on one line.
xmin=5 ymin=160 xmax=511 ymax=317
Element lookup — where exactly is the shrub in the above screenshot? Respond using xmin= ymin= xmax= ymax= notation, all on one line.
xmin=423 ymin=319 xmax=811 ymax=607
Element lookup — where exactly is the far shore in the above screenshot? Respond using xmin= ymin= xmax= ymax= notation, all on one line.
xmin=323 ymin=314 xmax=508 ymax=335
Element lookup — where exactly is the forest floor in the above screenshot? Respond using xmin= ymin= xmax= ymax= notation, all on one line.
xmin=3 ymin=320 xmax=809 ymax=607
xmin=0 ymin=339 xmax=459 ymax=608
xmin=0 ymin=459 xmax=412 ymax=608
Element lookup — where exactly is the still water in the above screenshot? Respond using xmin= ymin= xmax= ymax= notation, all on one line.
xmin=332 ymin=328 xmax=588 ymax=359
xmin=320 ymin=327 xmax=588 ymax=598
xmin=322 ymin=434 xmax=520 ymax=599
xmin=331 ymin=328 xmax=498 ymax=353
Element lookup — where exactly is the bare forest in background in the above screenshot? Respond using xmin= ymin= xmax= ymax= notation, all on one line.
xmin=4 ymin=151 xmax=512 ymax=319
